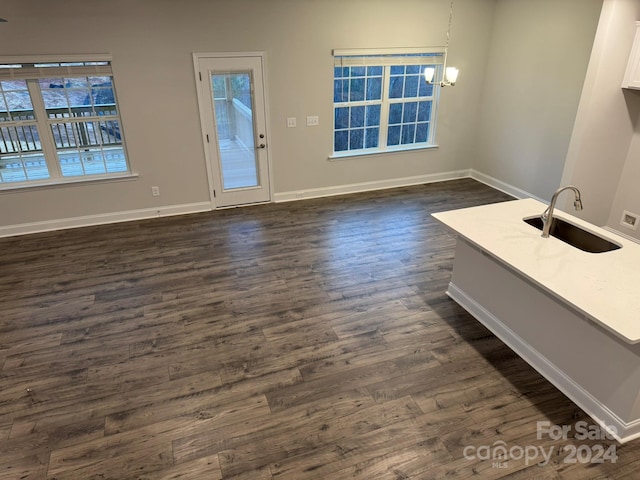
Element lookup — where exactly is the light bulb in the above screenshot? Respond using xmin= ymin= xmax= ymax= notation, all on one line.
xmin=423 ymin=67 xmax=435 ymax=84
xmin=445 ymin=67 xmax=459 ymax=85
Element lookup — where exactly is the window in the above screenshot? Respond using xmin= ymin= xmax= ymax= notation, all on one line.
xmin=0 ymin=57 xmax=130 ymax=187
xmin=332 ymin=49 xmax=443 ymax=156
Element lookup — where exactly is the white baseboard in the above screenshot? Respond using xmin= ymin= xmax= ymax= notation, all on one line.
xmin=274 ymin=169 xmax=541 ymax=204
xmin=468 ymin=169 xmax=543 ymax=202
xmin=0 ymin=202 xmax=212 ymax=238
xmin=273 ymin=170 xmax=472 ymax=203
xmin=447 ymin=281 xmax=640 ymax=444
xmin=0 ymin=169 xmax=538 ymax=237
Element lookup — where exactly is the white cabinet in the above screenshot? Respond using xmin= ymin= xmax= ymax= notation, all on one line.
xmin=623 ymin=22 xmax=640 ymax=89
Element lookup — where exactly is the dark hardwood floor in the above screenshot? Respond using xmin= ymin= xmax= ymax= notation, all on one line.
xmin=1 ymin=178 xmax=638 ymax=479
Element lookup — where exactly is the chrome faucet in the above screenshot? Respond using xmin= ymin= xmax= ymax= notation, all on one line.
xmin=541 ymin=185 xmax=583 ymax=238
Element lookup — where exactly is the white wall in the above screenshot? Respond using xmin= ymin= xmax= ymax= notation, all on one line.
xmin=608 ymin=107 xmax=640 ymax=240
xmin=561 ymin=0 xmax=640 ymax=233
xmin=604 ymin=9 xmax=640 ymax=241
xmin=0 ymin=0 xmax=496 ymax=231
xmin=474 ymin=0 xmax=603 ymax=201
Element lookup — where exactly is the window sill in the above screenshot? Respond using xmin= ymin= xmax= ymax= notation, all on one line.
xmin=328 ymin=144 xmax=439 ymax=161
xmin=0 ymin=172 xmax=139 ymax=193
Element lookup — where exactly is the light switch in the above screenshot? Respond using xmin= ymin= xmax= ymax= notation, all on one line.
xmin=306 ymin=115 xmax=319 ymax=126
xmin=287 ymin=117 xmax=297 ymax=128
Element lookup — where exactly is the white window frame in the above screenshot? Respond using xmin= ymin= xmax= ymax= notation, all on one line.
xmin=0 ymin=54 xmax=134 ymax=190
xmin=330 ymin=48 xmax=444 ymax=159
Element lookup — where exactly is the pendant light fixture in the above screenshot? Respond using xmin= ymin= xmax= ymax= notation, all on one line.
xmin=424 ymin=0 xmax=459 ymax=87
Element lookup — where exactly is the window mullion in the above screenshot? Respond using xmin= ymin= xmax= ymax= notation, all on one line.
xmin=27 ymin=79 xmax=62 ymax=179
xmin=379 ymin=66 xmax=391 ymax=149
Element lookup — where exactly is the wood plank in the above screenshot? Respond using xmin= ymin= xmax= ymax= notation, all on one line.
xmin=217 ymin=396 xmax=424 ymax=477
xmin=172 ymin=387 xmax=376 ymax=465
xmin=151 ymin=454 xmax=223 ymax=480
xmin=269 ymin=433 xmax=452 ymax=479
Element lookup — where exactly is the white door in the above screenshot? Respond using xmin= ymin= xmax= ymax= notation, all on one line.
xmin=195 ymin=53 xmax=272 ymax=208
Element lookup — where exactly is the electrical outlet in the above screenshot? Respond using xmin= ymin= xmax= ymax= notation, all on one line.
xmin=152 ymin=186 xmax=160 ymax=197
xmin=620 ymin=210 xmax=639 ymax=230
xmin=287 ymin=117 xmax=297 ymax=128
xmin=306 ymin=115 xmax=319 ymax=126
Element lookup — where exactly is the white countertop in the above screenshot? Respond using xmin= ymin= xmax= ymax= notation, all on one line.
xmin=433 ymin=198 xmax=640 ymax=344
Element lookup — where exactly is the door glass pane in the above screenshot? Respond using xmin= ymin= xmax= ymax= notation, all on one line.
xmin=211 ymin=73 xmax=259 ymax=190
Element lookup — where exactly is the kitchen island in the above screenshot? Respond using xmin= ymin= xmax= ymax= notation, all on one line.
xmin=433 ymin=198 xmax=640 ymax=443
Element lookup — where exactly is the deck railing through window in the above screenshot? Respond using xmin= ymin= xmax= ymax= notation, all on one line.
xmin=214 ymin=99 xmax=231 ymax=140
xmin=0 ymin=123 xmax=40 ymax=154
xmin=0 ymin=106 xmax=122 ymax=155
xmin=1 ymin=105 xmax=126 ymax=182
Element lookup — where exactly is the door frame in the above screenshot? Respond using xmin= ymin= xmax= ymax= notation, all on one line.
xmin=193 ymin=51 xmax=274 ymax=209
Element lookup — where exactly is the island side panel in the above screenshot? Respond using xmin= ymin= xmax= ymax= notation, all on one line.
xmin=447 ymin=237 xmax=640 ymax=442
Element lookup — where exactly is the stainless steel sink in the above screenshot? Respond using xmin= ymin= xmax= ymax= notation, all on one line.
xmin=524 ymin=216 xmax=621 ymax=253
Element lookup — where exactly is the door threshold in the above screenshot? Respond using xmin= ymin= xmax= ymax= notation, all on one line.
xmin=215 ymin=200 xmax=272 ymax=210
